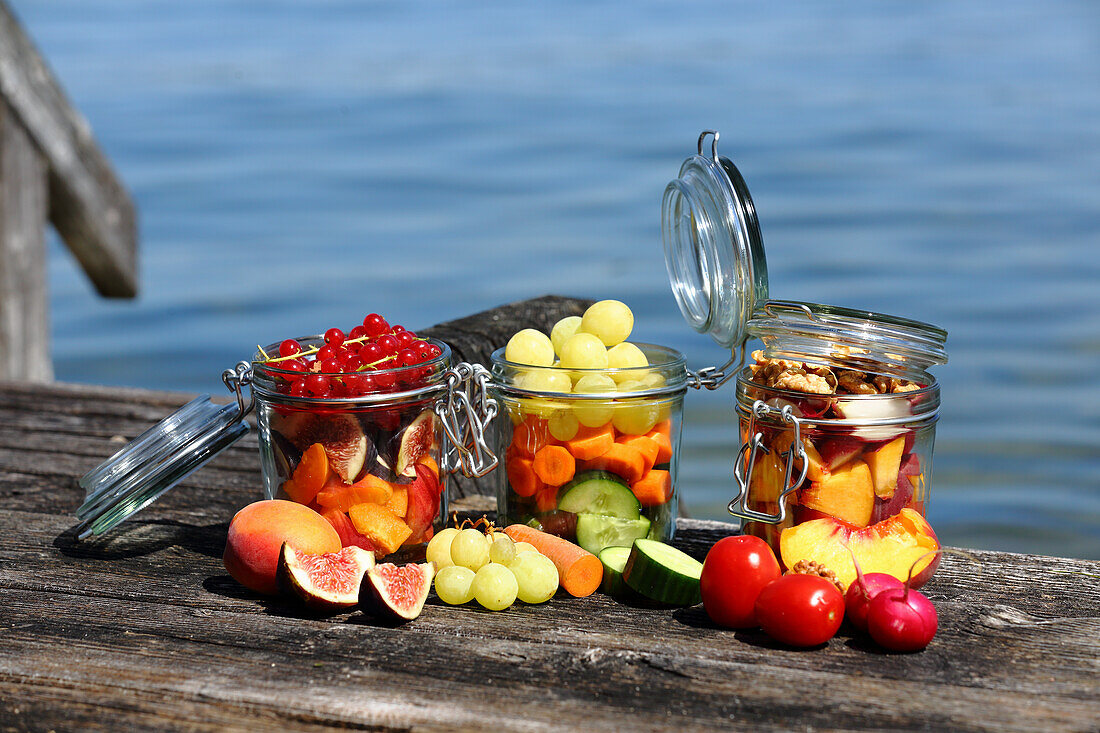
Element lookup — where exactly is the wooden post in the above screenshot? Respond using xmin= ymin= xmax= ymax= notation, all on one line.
xmin=0 ymin=99 xmax=50 ymax=381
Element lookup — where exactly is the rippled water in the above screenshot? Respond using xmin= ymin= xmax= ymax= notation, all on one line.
xmin=14 ymin=0 xmax=1099 ymax=558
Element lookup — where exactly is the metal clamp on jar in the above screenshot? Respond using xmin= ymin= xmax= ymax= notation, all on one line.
xmin=661 ymin=131 xmax=947 ymax=580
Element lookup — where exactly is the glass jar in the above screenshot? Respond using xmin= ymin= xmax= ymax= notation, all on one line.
xmin=661 ymin=132 xmax=948 ymax=589
xmin=249 ymin=337 xmax=455 ymax=559
xmin=489 ymin=344 xmax=688 ymax=544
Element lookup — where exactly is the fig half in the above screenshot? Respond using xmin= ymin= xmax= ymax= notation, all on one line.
xmin=390 ymin=410 xmax=437 ymax=478
xmin=280 ymin=412 xmax=372 ymax=483
xmin=360 ymin=562 xmax=435 ymax=622
xmin=277 ymin=543 xmax=375 ymax=611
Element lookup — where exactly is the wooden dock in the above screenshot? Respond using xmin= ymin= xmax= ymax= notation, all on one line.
xmin=0 ymin=298 xmax=1097 ymax=732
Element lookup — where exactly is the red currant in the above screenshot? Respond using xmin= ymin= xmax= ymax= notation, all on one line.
xmin=305 ymin=374 xmax=330 ymax=396
xmin=344 ymin=356 xmax=363 ymax=373
xmin=289 ymin=379 xmax=308 ymax=397
xmin=279 ymin=358 xmax=307 ymax=373
xmin=391 ymin=324 xmax=406 ymax=334
xmin=279 ymin=339 xmax=301 ymax=358
xmin=395 ymin=330 xmax=417 ymax=348
xmin=324 ymin=328 xmax=345 ymax=347
xmin=320 ymin=358 xmax=341 ymax=373
xmin=359 ymin=341 xmax=383 ymax=364
xmin=317 ymin=344 xmax=338 ymax=362
xmin=397 ymin=347 xmax=420 ymax=366
xmin=362 ymin=313 xmax=389 ymax=338
xmin=376 ymin=334 xmax=400 ymax=356
xmin=349 ymin=325 xmax=367 ymax=340
xmin=426 ymin=342 xmax=443 ymax=359
xmin=373 ymin=364 xmax=397 ymax=389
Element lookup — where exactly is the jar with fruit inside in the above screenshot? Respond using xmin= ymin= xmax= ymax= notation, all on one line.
xmin=250 ymin=316 xmax=455 ymax=560
xmin=488 ymin=301 xmax=689 ymax=557
xmin=732 ymin=301 xmax=945 ymax=591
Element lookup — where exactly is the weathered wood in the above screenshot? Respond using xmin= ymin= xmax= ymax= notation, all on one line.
xmin=0 ymin=1 xmax=138 ymax=298
xmin=0 ymin=98 xmax=51 ymax=381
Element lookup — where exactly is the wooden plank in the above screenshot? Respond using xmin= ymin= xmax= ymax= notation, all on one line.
xmin=0 ymin=1 xmax=137 ymax=298
xmin=0 ymin=98 xmax=50 ymax=381
xmin=0 ymin=509 xmax=1097 ymax=732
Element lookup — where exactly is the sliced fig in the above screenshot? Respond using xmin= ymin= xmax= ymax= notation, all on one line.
xmin=280 ymin=412 xmax=372 ymax=483
xmin=365 ymin=453 xmax=412 ymax=485
xmin=277 ymin=543 xmax=375 ymax=611
xmin=390 ymin=410 xmax=438 ymax=478
xmin=360 ymin=562 xmax=435 ymax=622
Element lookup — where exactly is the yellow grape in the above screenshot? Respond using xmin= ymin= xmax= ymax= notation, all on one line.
xmin=580 ymin=300 xmax=634 ymax=347
xmin=547 ymin=409 xmax=580 ymax=441
xmin=505 ymin=329 xmax=555 ymax=367
xmin=550 ymin=316 xmax=583 ymax=356
xmin=559 ymin=333 xmax=608 ymax=370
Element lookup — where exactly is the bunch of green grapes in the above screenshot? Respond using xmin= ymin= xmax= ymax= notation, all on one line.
xmin=428 ymin=528 xmax=559 ymax=610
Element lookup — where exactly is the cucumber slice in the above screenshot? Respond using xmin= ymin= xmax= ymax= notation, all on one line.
xmin=622 ymin=538 xmax=703 ymax=606
xmin=558 ymin=471 xmax=640 ymax=519
xmin=575 ymin=513 xmax=651 ymax=556
xmin=598 ymin=546 xmax=633 ymax=597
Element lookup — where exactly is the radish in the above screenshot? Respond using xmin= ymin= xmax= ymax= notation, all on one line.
xmin=845 ymin=572 xmax=904 ymax=632
xmin=866 ymin=586 xmax=938 ymax=652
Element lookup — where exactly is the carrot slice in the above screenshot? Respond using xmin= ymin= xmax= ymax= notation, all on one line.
xmin=503 ymin=524 xmax=602 ymax=597
xmin=617 ymin=435 xmax=659 ymax=473
xmin=506 ymin=454 xmax=542 ymax=498
xmin=282 ymin=443 xmax=329 ymax=505
xmin=535 ymin=485 xmax=559 ymax=513
xmin=582 ymin=442 xmax=646 ymax=485
xmin=563 ymin=422 xmax=615 ymax=461
xmin=645 ymin=423 xmax=673 ymax=464
xmin=510 ymin=415 xmax=553 ymax=458
xmin=532 ymin=445 xmax=576 ymax=487
xmin=631 ymin=469 xmax=672 ymax=506
xmin=315 ymin=474 xmax=394 ymax=513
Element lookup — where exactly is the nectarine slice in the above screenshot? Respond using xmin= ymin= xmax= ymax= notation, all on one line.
xmin=864 ymin=437 xmax=905 ymax=499
xmin=799 ymin=459 xmax=875 ymax=528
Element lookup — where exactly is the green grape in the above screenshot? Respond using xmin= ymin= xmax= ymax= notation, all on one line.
xmin=514 ymin=541 xmax=538 ymax=555
xmin=426 ymin=527 xmax=460 ymax=569
xmin=505 ymin=329 xmax=555 ymax=367
xmin=580 ymin=300 xmax=634 ymax=347
xmin=488 ymin=533 xmax=516 ymax=565
xmin=607 ymin=342 xmax=649 ymax=384
xmin=572 ymin=373 xmax=617 ymax=428
xmin=434 ymin=565 xmax=476 ymax=605
xmin=508 ymin=551 xmax=559 ymax=604
xmin=611 ymin=398 xmax=661 ymax=436
xmin=547 ymin=408 xmax=580 ymax=441
xmin=450 ymin=528 xmax=490 ymax=570
xmin=550 ymin=316 xmax=583 ymax=357
xmin=471 ymin=563 xmax=519 ymax=611
xmin=559 ymin=333 xmax=609 ymax=370
xmin=520 ymin=368 xmax=572 ymax=394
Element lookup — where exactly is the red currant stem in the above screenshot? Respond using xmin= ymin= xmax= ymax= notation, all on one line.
xmin=256 ymin=344 xmax=271 ymax=360
xmin=258 ymin=335 xmax=429 ymax=365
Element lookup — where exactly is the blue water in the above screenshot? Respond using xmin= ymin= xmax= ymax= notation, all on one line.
xmin=13 ymin=0 xmax=1100 ymax=559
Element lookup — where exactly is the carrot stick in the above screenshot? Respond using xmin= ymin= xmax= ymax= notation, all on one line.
xmin=532 ymin=445 xmax=576 ymax=486
xmin=535 ymin=485 xmax=559 ymax=513
xmin=582 ymin=442 xmax=646 ymax=484
xmin=506 ymin=454 xmax=542 ymax=498
xmin=503 ymin=524 xmax=603 ymax=597
xmin=645 ymin=423 xmax=673 ymax=464
xmin=510 ymin=416 xmax=553 ymax=458
xmin=617 ymin=435 xmax=659 ymax=473
xmin=563 ymin=422 xmax=615 ymax=460
xmin=631 ymin=469 xmax=672 ymax=506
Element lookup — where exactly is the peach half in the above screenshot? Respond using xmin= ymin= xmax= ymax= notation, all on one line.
xmin=779 ymin=507 xmax=940 ymax=591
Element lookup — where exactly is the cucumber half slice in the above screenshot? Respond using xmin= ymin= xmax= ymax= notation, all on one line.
xmin=558 ymin=471 xmax=640 ymax=519
xmin=575 ymin=513 xmax=651 ymax=556
xmin=598 ymin=546 xmax=632 ymax=597
xmin=623 ymin=538 xmax=703 ymax=606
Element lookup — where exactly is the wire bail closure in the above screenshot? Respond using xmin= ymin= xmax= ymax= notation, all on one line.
xmin=435 ymin=362 xmax=499 ymax=478
xmin=728 ymin=399 xmax=808 ymax=524
xmin=221 ymin=361 xmax=255 ymax=423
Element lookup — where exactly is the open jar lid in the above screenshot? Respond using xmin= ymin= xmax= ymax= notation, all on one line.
xmin=75 ymin=392 xmax=250 ymax=539
xmin=662 ymin=130 xmax=769 ymax=349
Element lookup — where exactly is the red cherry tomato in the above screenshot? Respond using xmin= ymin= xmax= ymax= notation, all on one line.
xmin=700 ymin=536 xmax=782 ymax=628
xmin=754 ymin=574 xmax=845 ymax=647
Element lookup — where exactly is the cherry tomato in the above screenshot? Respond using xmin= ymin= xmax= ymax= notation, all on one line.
xmin=700 ymin=536 xmax=782 ymax=628
xmin=754 ymin=574 xmax=845 ymax=647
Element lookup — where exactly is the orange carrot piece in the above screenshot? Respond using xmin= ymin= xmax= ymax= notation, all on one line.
xmin=563 ymin=422 xmax=616 ymax=461
xmin=645 ymin=423 xmax=673 ymax=464
xmin=582 ymin=442 xmax=646 ymax=485
xmin=506 ymin=454 xmax=543 ymax=498
xmin=532 ymin=445 xmax=576 ymax=487
xmin=631 ymin=469 xmax=672 ymax=506
xmin=283 ymin=443 xmax=329 ymax=505
xmin=384 ymin=486 xmax=408 ymax=517
xmin=535 ymin=485 xmax=559 ymax=513
xmin=617 ymin=435 xmax=659 ymax=473
xmin=315 ymin=474 xmax=394 ymax=513
xmin=503 ymin=524 xmax=602 ymax=597
xmin=510 ymin=415 xmax=553 ymax=458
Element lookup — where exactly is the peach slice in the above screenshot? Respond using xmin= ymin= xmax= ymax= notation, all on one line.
xmin=816 ymin=436 xmax=865 ymax=471
xmin=779 ymin=507 xmax=940 ymax=591
xmin=864 ymin=436 xmax=905 ymax=499
xmin=799 ymin=459 xmax=875 ymax=528
xmin=772 ymin=433 xmax=829 ymax=483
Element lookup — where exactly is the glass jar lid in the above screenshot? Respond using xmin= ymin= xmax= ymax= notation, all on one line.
xmin=75 ymin=381 xmax=252 ymax=539
xmin=747 ymin=300 xmax=948 ymax=381
xmin=662 ymin=130 xmax=769 ymax=349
